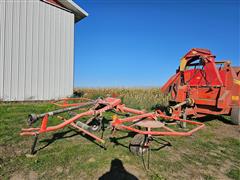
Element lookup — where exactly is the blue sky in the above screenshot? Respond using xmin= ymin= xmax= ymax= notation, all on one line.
xmin=74 ymin=0 xmax=239 ymax=87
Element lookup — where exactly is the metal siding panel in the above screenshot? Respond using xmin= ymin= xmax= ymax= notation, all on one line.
xmin=31 ymin=1 xmax=40 ymax=100
xmin=67 ymin=13 xmax=75 ymax=96
xmin=48 ymin=5 xmax=56 ymax=100
xmin=54 ymin=8 xmax=61 ymax=99
xmin=65 ymin=13 xmax=71 ymax=96
xmin=43 ymin=4 xmax=51 ymax=100
xmin=11 ymin=1 xmax=20 ymax=100
xmin=38 ymin=1 xmax=45 ymax=100
xmin=18 ymin=1 xmax=27 ymax=101
xmin=0 ymin=1 xmax=5 ymax=100
xmin=62 ymin=11 xmax=68 ymax=97
xmin=69 ymin=14 xmax=74 ymax=95
xmin=25 ymin=1 xmax=34 ymax=100
xmin=62 ymin=12 xmax=67 ymax=97
xmin=59 ymin=11 xmax=64 ymax=98
xmin=3 ymin=1 xmax=13 ymax=101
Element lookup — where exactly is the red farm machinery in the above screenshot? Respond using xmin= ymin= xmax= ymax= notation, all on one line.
xmin=21 ymin=97 xmax=205 ymax=156
xmin=161 ymin=48 xmax=240 ymax=125
xmin=20 ymin=48 xmax=239 ymax=158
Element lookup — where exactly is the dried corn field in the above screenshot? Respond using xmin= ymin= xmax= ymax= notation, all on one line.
xmin=74 ymin=88 xmax=170 ymax=110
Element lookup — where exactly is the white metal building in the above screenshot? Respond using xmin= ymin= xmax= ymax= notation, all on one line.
xmin=0 ymin=0 xmax=88 ymax=101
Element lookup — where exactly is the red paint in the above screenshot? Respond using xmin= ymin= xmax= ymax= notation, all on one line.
xmin=161 ymin=48 xmax=240 ymax=118
xmin=45 ymin=0 xmax=64 ymax=9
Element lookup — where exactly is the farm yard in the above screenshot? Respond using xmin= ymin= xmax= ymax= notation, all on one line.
xmin=0 ymin=88 xmax=239 ymax=180
xmin=0 ymin=0 xmax=239 ymax=179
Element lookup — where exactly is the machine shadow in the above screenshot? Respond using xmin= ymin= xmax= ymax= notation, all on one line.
xmin=35 ymin=118 xmax=172 ymax=154
xmin=36 ymin=129 xmax=80 ymax=153
xmin=99 ymin=158 xmax=138 ymax=180
xmin=196 ymin=114 xmax=233 ymax=125
xmin=36 ymin=118 xmax=110 ymax=153
xmin=77 ymin=132 xmax=107 ymax=149
xmin=150 ymin=137 xmax=172 ymax=152
xmin=109 ymin=132 xmax=172 ymax=152
xmin=109 ymin=131 xmax=136 ymax=149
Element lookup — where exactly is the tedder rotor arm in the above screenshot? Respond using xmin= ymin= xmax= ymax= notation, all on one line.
xmin=52 ymin=97 xmax=94 ymax=107
xmin=20 ymin=97 xmax=122 ymax=154
xmin=111 ymin=110 xmax=205 ymax=137
xmin=20 ymin=97 xmax=205 ymax=155
xmin=21 ymin=98 xmax=121 ymax=136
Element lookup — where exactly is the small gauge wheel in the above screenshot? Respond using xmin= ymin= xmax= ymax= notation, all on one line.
xmin=88 ymin=118 xmax=102 ymax=132
xmin=129 ymin=134 xmax=149 ymax=156
xmin=231 ymin=107 xmax=240 ymax=125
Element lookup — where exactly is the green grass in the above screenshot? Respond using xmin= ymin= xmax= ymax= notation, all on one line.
xmin=227 ymin=168 xmax=240 ymax=180
xmin=0 ymin=88 xmax=239 ymax=179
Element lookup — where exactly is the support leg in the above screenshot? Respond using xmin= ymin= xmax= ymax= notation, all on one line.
xmin=31 ymin=134 xmax=39 ymax=155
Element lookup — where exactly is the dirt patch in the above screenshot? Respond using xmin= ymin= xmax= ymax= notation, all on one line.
xmin=0 ymin=140 xmax=31 ymax=158
xmin=56 ymin=166 xmax=64 ymax=173
xmin=164 ymin=166 xmax=204 ymax=180
xmin=28 ymin=171 xmax=38 ymax=180
xmin=201 ymin=160 xmax=232 ymax=180
xmin=166 ymin=146 xmax=190 ymax=162
xmin=123 ymin=164 xmax=148 ymax=180
xmin=10 ymin=171 xmax=38 ymax=180
xmin=10 ymin=172 xmax=25 ymax=180
xmin=166 ymin=161 xmax=231 ymax=180
xmin=0 ymin=144 xmax=22 ymax=168
xmin=87 ymin=157 xmax=96 ymax=163
xmin=212 ymin=123 xmax=240 ymax=140
xmin=0 ymin=144 xmax=16 ymax=158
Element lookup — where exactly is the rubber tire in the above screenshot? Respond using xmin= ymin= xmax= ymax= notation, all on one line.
xmin=231 ymin=107 xmax=240 ymax=125
xmin=89 ymin=119 xmax=102 ymax=132
xmin=129 ymin=134 xmax=148 ymax=156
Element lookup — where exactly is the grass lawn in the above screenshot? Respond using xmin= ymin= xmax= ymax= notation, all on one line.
xmin=0 ymin=88 xmax=240 ymax=180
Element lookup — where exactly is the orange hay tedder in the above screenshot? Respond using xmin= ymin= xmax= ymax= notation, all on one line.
xmin=20 ymin=48 xmax=239 ymax=156
xmin=21 ymin=97 xmax=205 ymax=155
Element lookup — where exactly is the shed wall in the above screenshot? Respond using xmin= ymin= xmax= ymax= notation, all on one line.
xmin=0 ymin=0 xmax=74 ymax=101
